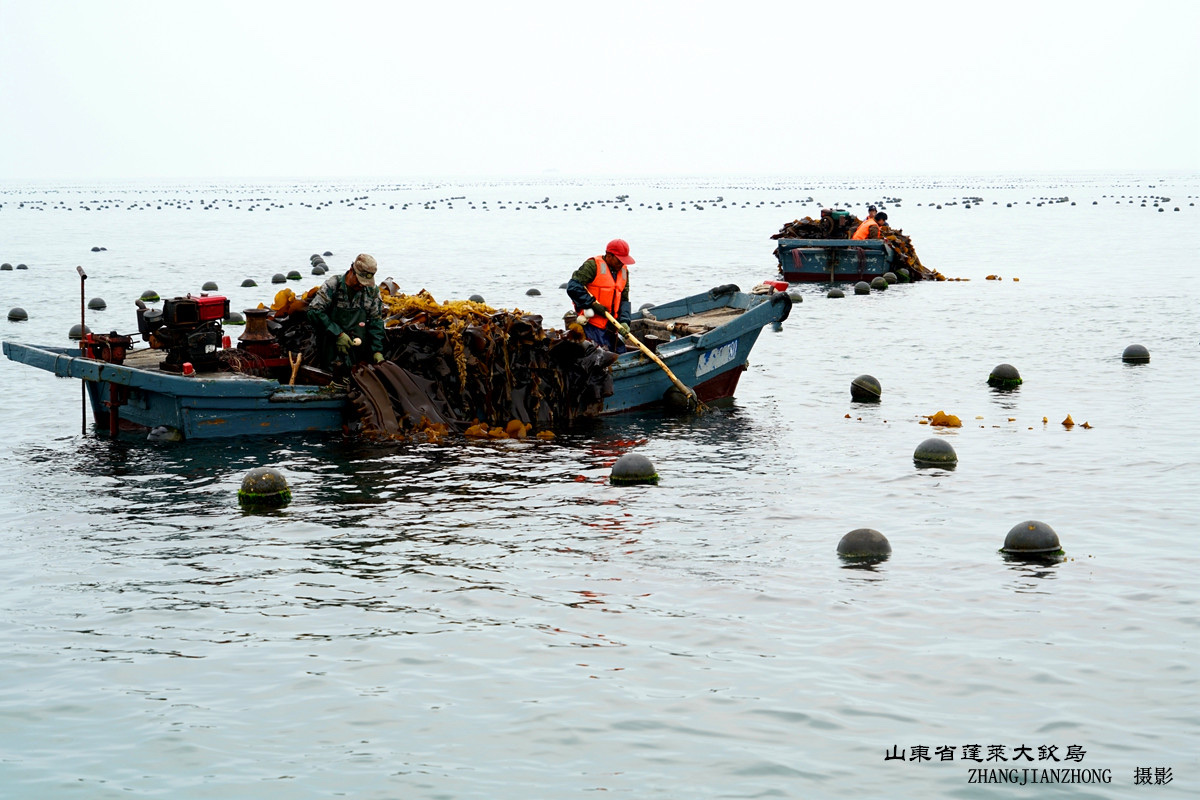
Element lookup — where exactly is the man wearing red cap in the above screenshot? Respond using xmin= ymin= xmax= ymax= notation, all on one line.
xmin=566 ymin=239 xmax=635 ymax=353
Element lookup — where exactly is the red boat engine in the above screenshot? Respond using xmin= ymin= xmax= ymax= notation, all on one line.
xmin=137 ymin=294 xmax=230 ymax=373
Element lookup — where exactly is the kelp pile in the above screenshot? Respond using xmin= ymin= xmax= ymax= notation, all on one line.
xmin=770 ymin=214 xmax=945 ymax=280
xmin=263 ymin=285 xmax=617 ymax=442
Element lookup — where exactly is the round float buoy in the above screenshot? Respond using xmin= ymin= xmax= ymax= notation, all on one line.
xmin=469 ymin=294 xmax=485 ymax=304
xmin=322 ymin=250 xmax=332 ymax=257
xmin=851 ymin=374 xmax=881 ymax=402
xmin=310 ymin=254 xmax=323 ymax=263
xmin=238 ymin=467 xmax=292 ymax=509
xmin=0 ymin=263 xmax=11 ymax=270
xmin=15 ymin=263 xmax=27 ymax=270
xmin=140 ymin=290 xmax=160 ymax=302
xmin=241 ymin=278 xmax=257 ymax=287
xmin=827 ymin=288 xmax=845 ymax=298
xmin=882 ymin=271 xmax=898 ymax=284
xmin=287 ymin=270 xmax=302 ymax=280
xmin=225 ymin=311 xmax=245 ymax=325
xmin=1001 ymin=520 xmax=1062 ymax=555
xmin=987 ymin=363 xmax=1023 ymax=388
xmin=897 ymin=268 xmax=911 ymax=282
xmin=8 ymin=307 xmax=28 ymax=321
xmin=662 ymin=385 xmax=696 ymax=412
xmin=202 ymin=281 xmax=218 ymax=291
xmin=787 ymin=289 xmax=803 ymax=303
xmin=870 ymin=276 xmax=888 ymax=290
xmin=1121 ymin=344 xmax=1149 ymax=364
xmin=853 ymin=281 xmax=871 ymax=295
xmin=526 ymin=288 xmax=541 ymax=296
xmin=914 ymin=437 xmax=957 ymax=467
xmin=69 ymin=323 xmax=90 ymax=340
xmin=271 ymin=273 xmax=287 ymax=284
xmin=88 ymin=297 xmax=107 ymax=310
xmin=312 ymin=265 xmax=327 ymax=275
xmin=610 ymin=453 xmax=659 ymax=485
xmin=837 ymin=528 xmax=891 ymax=560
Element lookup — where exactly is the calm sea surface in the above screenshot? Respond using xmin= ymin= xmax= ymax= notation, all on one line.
xmin=0 ymin=174 xmax=1197 ymax=799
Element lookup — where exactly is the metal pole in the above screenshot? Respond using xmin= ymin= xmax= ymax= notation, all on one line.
xmin=77 ymin=266 xmax=87 ymax=436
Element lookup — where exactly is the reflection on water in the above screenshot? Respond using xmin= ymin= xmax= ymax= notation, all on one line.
xmin=1 ymin=176 xmax=1198 ymax=799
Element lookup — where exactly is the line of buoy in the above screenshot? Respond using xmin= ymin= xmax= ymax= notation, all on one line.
xmin=837 ymin=519 xmax=1065 ymax=564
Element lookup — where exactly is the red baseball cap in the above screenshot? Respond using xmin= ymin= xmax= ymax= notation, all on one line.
xmin=605 ymin=238 xmax=635 ymax=265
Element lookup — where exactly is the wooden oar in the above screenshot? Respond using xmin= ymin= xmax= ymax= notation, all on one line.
xmin=602 ymin=309 xmax=705 ymax=412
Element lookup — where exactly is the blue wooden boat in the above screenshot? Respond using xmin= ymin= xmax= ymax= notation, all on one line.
xmin=2 ymin=286 xmax=791 ymax=439
xmin=608 ymin=285 xmax=790 ymax=413
xmin=774 ymin=238 xmax=900 ymax=283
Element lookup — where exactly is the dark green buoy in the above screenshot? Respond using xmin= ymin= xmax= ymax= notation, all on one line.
xmin=469 ymin=294 xmax=485 ymax=304
xmin=287 ymin=270 xmax=302 ymax=281
xmin=1121 ymin=344 xmax=1149 ymax=364
xmin=312 ymin=265 xmax=327 ymax=275
xmin=882 ymin=271 xmax=898 ymax=284
xmin=854 ymin=281 xmax=871 ymax=295
xmin=88 ymin=297 xmax=107 ymax=311
xmin=897 ymin=268 xmax=911 ymax=282
xmin=827 ymin=287 xmax=845 ymax=298
xmin=914 ymin=437 xmax=957 ymax=468
xmin=610 ymin=453 xmax=660 ymax=485
xmin=238 ymin=467 xmax=292 ymax=509
xmin=1001 ymin=520 xmax=1062 ymax=556
xmin=271 ymin=273 xmax=287 ymax=284
xmin=988 ymin=363 xmax=1022 ymax=388
xmin=69 ymin=323 xmax=90 ymax=339
xmin=241 ymin=278 xmax=257 ymax=287
xmin=202 ymin=281 xmax=219 ymax=291
xmin=140 ymin=289 xmax=160 ymax=303
xmin=837 ymin=528 xmax=891 ymax=561
xmin=851 ymin=374 xmax=881 ymax=402
xmin=225 ymin=311 xmax=245 ymax=325
xmin=870 ymin=276 xmax=888 ymax=290
xmin=0 ymin=263 xmax=11 ymax=271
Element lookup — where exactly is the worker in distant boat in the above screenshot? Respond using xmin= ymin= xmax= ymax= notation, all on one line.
xmin=307 ymin=253 xmax=387 ymax=377
xmin=851 ymin=205 xmax=880 ymax=240
xmin=873 ymin=211 xmax=889 ymax=235
xmin=566 ymin=239 xmax=634 ymax=353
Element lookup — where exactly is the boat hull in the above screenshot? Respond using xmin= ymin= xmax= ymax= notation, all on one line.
xmin=607 ymin=289 xmax=789 ymax=412
xmin=774 ymin=238 xmax=896 ymax=283
xmin=3 ymin=341 xmax=347 ymax=439
xmin=3 ymin=288 xmax=791 ymax=438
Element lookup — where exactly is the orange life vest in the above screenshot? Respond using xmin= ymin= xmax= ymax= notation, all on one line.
xmin=585 ymin=255 xmax=628 ymax=330
xmin=851 ymin=217 xmax=878 ymax=240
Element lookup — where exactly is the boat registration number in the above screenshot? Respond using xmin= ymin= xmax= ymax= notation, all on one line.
xmin=695 ymin=340 xmax=738 ymax=378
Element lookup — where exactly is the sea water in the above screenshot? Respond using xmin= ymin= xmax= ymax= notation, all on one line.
xmin=0 ymin=173 xmax=1197 ymax=798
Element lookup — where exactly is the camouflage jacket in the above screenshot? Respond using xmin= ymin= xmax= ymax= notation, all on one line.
xmin=307 ymin=272 xmax=386 ymax=353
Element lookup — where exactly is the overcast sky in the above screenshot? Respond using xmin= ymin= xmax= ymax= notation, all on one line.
xmin=1 ymin=0 xmax=1196 ymax=181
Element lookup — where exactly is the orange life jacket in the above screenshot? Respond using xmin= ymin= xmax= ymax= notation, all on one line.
xmin=585 ymin=255 xmax=628 ymax=330
xmin=851 ymin=217 xmax=878 ymax=240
